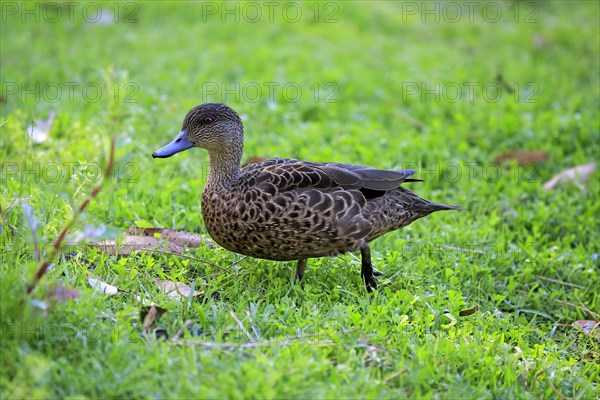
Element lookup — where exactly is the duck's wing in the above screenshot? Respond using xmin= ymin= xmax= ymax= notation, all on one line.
xmin=243 ymin=158 xmax=416 ymax=192
xmin=242 ymin=159 xmax=418 ymax=243
xmin=320 ymin=162 xmax=417 ymax=190
xmin=237 ymin=159 xmax=421 ymax=246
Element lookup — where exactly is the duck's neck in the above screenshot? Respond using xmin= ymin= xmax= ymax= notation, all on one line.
xmin=206 ymin=149 xmax=242 ymax=188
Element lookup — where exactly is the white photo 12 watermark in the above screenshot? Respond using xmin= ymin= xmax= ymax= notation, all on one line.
xmin=1 ymin=1 xmax=139 ymax=23
xmin=199 ymin=1 xmax=339 ymax=23
xmin=401 ymin=81 xmax=538 ymax=103
xmin=1 ymin=81 xmax=139 ymax=104
xmin=200 ymin=81 xmax=339 ymax=104
xmin=400 ymin=1 xmax=539 ymax=23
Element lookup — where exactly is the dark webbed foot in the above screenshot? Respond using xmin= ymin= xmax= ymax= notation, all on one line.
xmin=360 ymin=243 xmax=378 ymax=292
xmin=294 ymin=259 xmax=307 ymax=282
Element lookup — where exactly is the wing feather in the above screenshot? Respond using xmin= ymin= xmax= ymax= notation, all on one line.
xmin=243 ymin=158 xmax=415 ymax=192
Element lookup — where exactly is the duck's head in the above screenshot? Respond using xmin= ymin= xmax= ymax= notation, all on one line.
xmin=152 ymin=103 xmax=243 ymax=158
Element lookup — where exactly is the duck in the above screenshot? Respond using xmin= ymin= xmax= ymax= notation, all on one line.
xmin=152 ymin=103 xmax=461 ymax=292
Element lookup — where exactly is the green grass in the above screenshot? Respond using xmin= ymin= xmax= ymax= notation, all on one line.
xmin=1 ymin=1 xmax=599 ymax=398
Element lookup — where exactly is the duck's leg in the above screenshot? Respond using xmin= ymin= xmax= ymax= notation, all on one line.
xmin=360 ymin=243 xmax=378 ymax=292
xmin=294 ymin=259 xmax=307 ymax=282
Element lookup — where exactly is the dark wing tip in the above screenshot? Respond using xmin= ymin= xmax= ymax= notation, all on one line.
xmin=435 ymin=203 xmax=465 ymax=211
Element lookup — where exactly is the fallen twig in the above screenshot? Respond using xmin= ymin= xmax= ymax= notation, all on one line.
xmin=534 ymin=275 xmax=587 ymax=290
xmin=395 ymin=109 xmax=428 ymax=131
xmin=142 ymin=248 xmax=232 ymax=273
xmin=440 ymin=245 xmax=488 ymax=254
xmin=171 ymin=320 xmax=194 ymax=341
xmin=230 ymin=310 xmax=256 ymax=342
xmin=383 ymin=369 xmax=406 ymax=382
xmin=174 ymin=337 xmax=335 ymax=350
xmin=548 ymin=381 xmax=572 ymax=400
xmin=1 ymin=197 xmax=20 ymax=219
xmin=554 ymin=299 xmax=600 ymax=319
xmin=170 ymin=328 xmax=360 ymax=351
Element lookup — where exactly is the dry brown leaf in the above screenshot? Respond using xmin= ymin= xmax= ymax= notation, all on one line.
xmin=125 ymin=227 xmax=214 ymax=248
xmin=143 ymin=306 xmax=157 ymax=332
xmin=88 ymin=277 xmax=118 ymax=295
xmin=494 ymin=150 xmax=548 ymax=166
xmin=91 ymin=235 xmax=175 ymax=255
xmin=141 ymin=305 xmax=168 ymax=332
xmin=543 ymin=163 xmax=596 ymax=190
xmin=156 ymin=280 xmax=203 ymax=300
xmin=90 ymin=227 xmax=214 ymax=255
xmin=459 ymin=305 xmax=479 ymax=317
xmin=572 ymin=320 xmax=600 ymax=338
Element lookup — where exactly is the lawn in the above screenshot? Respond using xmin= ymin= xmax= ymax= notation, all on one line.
xmin=1 ymin=1 xmax=599 ymax=398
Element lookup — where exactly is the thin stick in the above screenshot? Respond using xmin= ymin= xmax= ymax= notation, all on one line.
xmin=171 ymin=320 xmax=194 ymax=341
xmin=549 ymin=381 xmax=572 ymax=400
xmin=440 ymin=245 xmax=488 ymax=254
xmin=230 ymin=311 xmax=255 ymax=342
xmin=27 ymin=138 xmax=115 ymax=294
xmin=246 ymin=310 xmax=261 ymax=341
xmin=534 ymin=275 xmax=587 ymax=290
xmin=174 ymin=337 xmax=334 ymax=350
xmin=1 ymin=197 xmax=20 ymax=219
xmin=227 ymin=256 xmax=248 ymax=270
xmin=142 ymin=248 xmax=231 ymax=272
xmin=554 ymin=299 xmax=600 ymax=319
xmin=395 ymin=109 xmax=428 ymax=130
xmin=384 ymin=369 xmax=406 ymax=382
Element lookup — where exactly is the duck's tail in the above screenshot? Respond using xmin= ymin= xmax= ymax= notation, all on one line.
xmin=364 ymin=186 xmax=462 ymax=243
xmin=427 ymin=202 xmax=464 ymax=212
xmin=397 ymin=186 xmax=464 ymax=214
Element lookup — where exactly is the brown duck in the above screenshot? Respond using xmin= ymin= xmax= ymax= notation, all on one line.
xmin=153 ymin=103 xmax=461 ymax=291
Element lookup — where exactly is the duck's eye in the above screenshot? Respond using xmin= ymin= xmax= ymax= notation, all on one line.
xmin=203 ymin=116 xmax=214 ymax=125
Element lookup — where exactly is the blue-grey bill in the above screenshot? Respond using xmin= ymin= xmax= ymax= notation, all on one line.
xmin=152 ymin=130 xmax=193 ymax=158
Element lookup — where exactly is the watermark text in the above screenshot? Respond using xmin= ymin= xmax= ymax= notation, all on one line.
xmin=1 ymin=1 xmax=139 ymax=24
xmin=1 ymin=81 xmax=139 ymax=104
